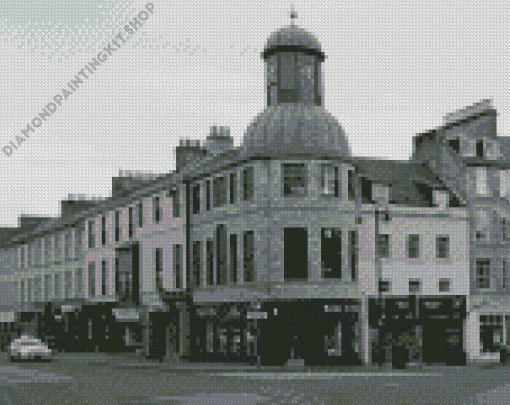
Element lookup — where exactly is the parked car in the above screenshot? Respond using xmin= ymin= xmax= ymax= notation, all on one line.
xmin=7 ymin=336 xmax=52 ymax=362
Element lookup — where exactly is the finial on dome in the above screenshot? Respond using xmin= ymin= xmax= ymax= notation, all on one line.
xmin=290 ymin=4 xmax=297 ymax=25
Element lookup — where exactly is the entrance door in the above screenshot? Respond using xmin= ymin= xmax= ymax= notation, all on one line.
xmin=149 ymin=313 xmax=168 ymax=360
xmin=422 ymin=320 xmax=447 ymax=363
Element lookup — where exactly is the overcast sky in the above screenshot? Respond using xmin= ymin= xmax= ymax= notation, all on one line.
xmin=0 ymin=0 xmax=508 ymax=227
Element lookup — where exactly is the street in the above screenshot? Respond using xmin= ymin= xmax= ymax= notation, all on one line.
xmin=0 ymin=354 xmax=509 ymax=404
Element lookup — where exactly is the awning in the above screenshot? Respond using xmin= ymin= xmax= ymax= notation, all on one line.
xmin=0 ymin=312 xmax=15 ymax=322
xmin=113 ymin=308 xmax=140 ymax=322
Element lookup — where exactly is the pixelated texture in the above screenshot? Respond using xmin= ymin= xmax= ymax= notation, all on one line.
xmin=0 ymin=2 xmax=510 ymax=404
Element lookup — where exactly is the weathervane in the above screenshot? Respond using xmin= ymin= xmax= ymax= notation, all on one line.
xmin=290 ymin=4 xmax=297 ymax=25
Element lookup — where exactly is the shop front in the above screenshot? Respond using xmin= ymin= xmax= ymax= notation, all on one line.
xmin=419 ymin=296 xmax=466 ymax=366
xmin=369 ymin=297 xmax=418 ymax=369
xmin=258 ymin=300 xmax=360 ymax=367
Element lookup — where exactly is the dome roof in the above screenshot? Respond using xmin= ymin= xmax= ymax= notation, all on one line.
xmin=262 ymin=24 xmax=324 ymax=60
xmin=242 ymin=105 xmax=350 ymax=157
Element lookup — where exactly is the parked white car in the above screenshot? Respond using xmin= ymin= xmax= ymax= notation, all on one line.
xmin=7 ymin=336 xmax=52 ymax=361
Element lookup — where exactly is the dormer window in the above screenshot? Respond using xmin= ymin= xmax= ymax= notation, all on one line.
xmin=433 ymin=190 xmax=448 ymax=208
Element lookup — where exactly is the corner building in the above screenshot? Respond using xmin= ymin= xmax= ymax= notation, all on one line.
xmin=1 ymin=17 xmax=510 ymax=368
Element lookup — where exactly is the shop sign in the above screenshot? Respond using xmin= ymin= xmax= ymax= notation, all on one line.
xmin=247 ymin=311 xmax=267 ymax=320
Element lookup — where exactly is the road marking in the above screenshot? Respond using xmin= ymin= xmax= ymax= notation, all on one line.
xmin=210 ymin=372 xmax=442 ymax=378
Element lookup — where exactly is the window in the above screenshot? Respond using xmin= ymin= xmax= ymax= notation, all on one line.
xmin=192 ymin=241 xmax=201 ymax=287
xmin=243 ymin=167 xmax=254 ymax=201
xmin=172 ymin=190 xmax=180 ymax=217
xmin=101 ymin=216 xmax=106 ymax=245
xmin=284 ymin=228 xmax=308 ymax=280
xmin=213 ymin=177 xmax=227 ymax=207
xmin=349 ymin=231 xmax=357 ymax=280
xmin=376 ymin=234 xmax=390 ymax=258
xmin=476 ymin=259 xmax=491 ymax=289
xmin=230 ymin=235 xmax=238 ymax=284
xmin=216 ymin=225 xmax=227 ymax=285
xmin=115 ymin=211 xmax=120 ymax=242
xmin=44 ymin=275 xmax=51 ymax=301
xmin=409 ymin=279 xmax=421 ymax=293
xmin=206 ymin=240 xmax=214 ymax=285
xmin=504 ymin=260 xmax=507 ymax=290
xmin=114 ymin=258 xmax=120 ymax=295
xmin=88 ymin=220 xmax=95 ymax=248
xmin=476 ymin=167 xmax=488 ymax=195
xmin=476 ymin=140 xmax=484 ymax=158
xmin=193 ymin=184 xmax=200 ymax=214
xmin=449 ymin=138 xmax=460 ymax=153
xmin=88 ymin=262 xmax=96 ymax=296
xmin=230 ymin=173 xmax=236 ymax=204
xmin=501 ymin=170 xmax=510 ymax=200
xmin=379 ymin=280 xmax=390 ymax=293
xmin=76 ymin=268 xmax=83 ymax=298
xmin=155 ymin=248 xmax=163 ymax=293
xmin=154 ymin=196 xmax=160 ymax=223
xmin=128 ymin=207 xmax=133 ymax=238
xmin=174 ymin=244 xmax=183 ymax=289
xmin=101 ymin=260 xmax=107 ymax=295
xmin=138 ymin=202 xmax=143 ymax=228
xmin=407 ymin=235 xmax=419 ymax=259
xmin=348 ymin=170 xmax=355 ymax=200
xmin=243 ymin=231 xmax=255 ymax=282
xmin=321 ymin=228 xmax=341 ymax=278
xmin=480 ymin=315 xmax=503 ymax=353
xmin=436 ymin=236 xmax=449 ymax=259
xmin=361 ymin=178 xmax=372 ymax=203
xmin=439 ymin=279 xmax=450 ymax=292
xmin=65 ymin=272 xmax=72 ymax=299
xmin=321 ymin=165 xmax=338 ymax=196
xmin=206 ymin=180 xmax=211 ymax=211
xmin=476 ymin=211 xmax=489 ymax=241
xmin=283 ymin=163 xmax=307 ymax=196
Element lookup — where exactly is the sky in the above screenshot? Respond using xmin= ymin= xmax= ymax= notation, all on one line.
xmin=0 ymin=0 xmax=508 ymax=227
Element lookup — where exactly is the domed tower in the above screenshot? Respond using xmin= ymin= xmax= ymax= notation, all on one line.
xmin=243 ymin=10 xmax=350 ymax=157
xmin=263 ymin=8 xmax=325 ymax=106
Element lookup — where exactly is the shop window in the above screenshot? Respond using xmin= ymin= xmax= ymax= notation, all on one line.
xmin=213 ymin=177 xmax=227 ymax=207
xmin=409 ymin=279 xmax=421 ymax=294
xmin=192 ymin=184 xmax=200 ymax=214
xmin=407 ymin=234 xmax=420 ymax=259
xmin=321 ymin=228 xmax=341 ymax=278
xmin=476 ymin=259 xmax=491 ymax=289
xmin=480 ymin=315 xmax=503 ymax=353
xmin=283 ymin=163 xmax=307 ymax=196
xmin=376 ymin=234 xmax=390 ymax=258
xmin=321 ymin=165 xmax=338 ymax=196
xmin=436 ymin=236 xmax=449 ymax=259
xmin=379 ymin=280 xmax=390 ymax=293
xmin=439 ymin=279 xmax=450 ymax=292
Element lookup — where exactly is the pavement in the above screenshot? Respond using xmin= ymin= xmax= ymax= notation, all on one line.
xmin=44 ymin=351 xmax=508 ymax=374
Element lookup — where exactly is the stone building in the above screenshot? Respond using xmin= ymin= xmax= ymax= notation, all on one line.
xmin=0 ymin=14 xmax=509 ymax=367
